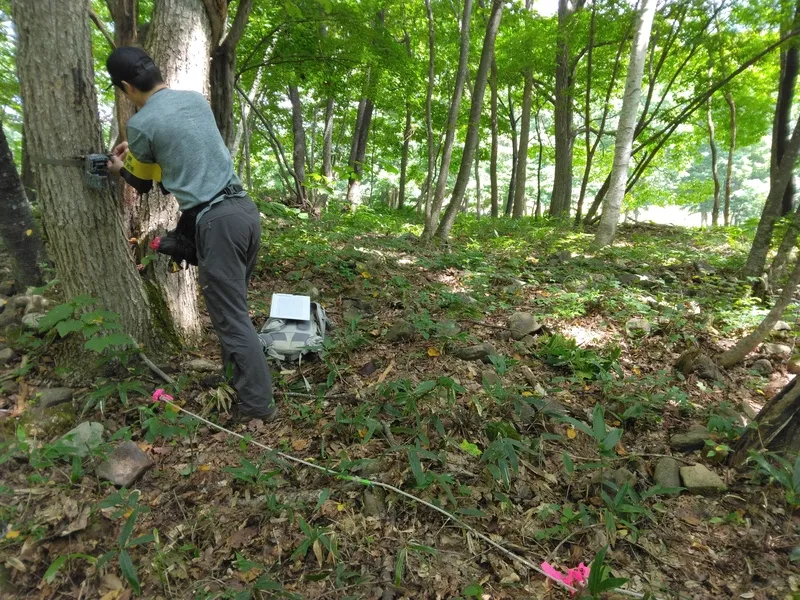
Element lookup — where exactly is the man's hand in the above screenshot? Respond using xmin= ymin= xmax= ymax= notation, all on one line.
xmin=107 ymin=154 xmax=124 ymax=177
xmin=113 ymin=140 xmax=129 ymax=159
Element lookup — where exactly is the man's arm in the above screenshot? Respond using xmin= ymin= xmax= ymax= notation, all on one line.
xmin=107 ymin=125 xmax=161 ymax=194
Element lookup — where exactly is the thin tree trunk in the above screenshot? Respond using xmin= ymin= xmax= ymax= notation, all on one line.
xmin=288 ymin=84 xmax=308 ymax=206
xmin=550 ymin=0 xmax=579 ymax=219
xmin=0 ymin=124 xmax=44 ymax=287
xmin=505 ymin=86 xmax=518 ymax=217
xmin=399 ymin=105 xmax=411 ymax=210
xmin=210 ymin=0 xmax=252 ymax=150
xmin=346 ymin=98 xmax=374 ymax=207
xmin=12 ymin=0 xmax=156 ymax=347
xmin=231 ymin=68 xmax=262 ymax=159
xmin=144 ymin=0 xmax=215 ymax=344
xmin=490 ymin=54 xmax=499 ymax=218
xmin=512 ymin=71 xmax=534 ymax=219
xmin=575 ymin=0 xmax=596 ymax=225
xmin=595 ymin=0 xmax=657 ymax=248
xmin=535 ymin=100 xmax=543 ymax=218
xmin=424 ymin=0 xmax=436 ymax=223
xmin=707 ymin=95 xmax=721 ymax=227
xmin=745 ymin=114 xmax=800 ymax=277
xmin=720 ymin=256 xmax=800 ymax=368
xmin=724 ymin=90 xmax=736 ymax=227
xmin=475 ymin=152 xmax=482 ymax=219
xmin=422 ymin=0 xmax=473 ymax=241
xmin=243 ymin=100 xmax=252 ymax=189
xmin=436 ymin=0 xmax=502 ymax=241
xmin=769 ymin=202 xmax=800 ymax=282
xmin=318 ymin=96 xmax=335 ymax=211
xmin=774 ymin=0 xmax=800 ymax=216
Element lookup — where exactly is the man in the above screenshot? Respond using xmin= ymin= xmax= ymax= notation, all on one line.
xmin=106 ymin=46 xmax=276 ymax=423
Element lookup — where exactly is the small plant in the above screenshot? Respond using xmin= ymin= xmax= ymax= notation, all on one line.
xmin=200 ymin=381 xmax=236 ymax=416
xmin=291 ymin=516 xmax=337 ymax=567
xmin=538 ymin=335 xmax=621 ymax=381
xmin=224 ymin=457 xmax=281 ymax=489
xmin=561 ymin=404 xmax=623 ymax=458
xmin=747 ymin=451 xmax=800 ymax=507
xmin=584 ymin=545 xmax=629 ymax=598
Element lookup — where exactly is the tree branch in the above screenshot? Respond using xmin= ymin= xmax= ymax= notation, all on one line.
xmin=220 ymin=0 xmax=252 ymax=51
xmin=89 ymin=8 xmax=116 ymax=51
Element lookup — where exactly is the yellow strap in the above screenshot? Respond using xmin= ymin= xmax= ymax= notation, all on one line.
xmin=123 ymin=151 xmax=162 ymax=182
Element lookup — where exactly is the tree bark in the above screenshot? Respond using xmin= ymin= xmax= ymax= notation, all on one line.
xmin=731 ymin=376 xmax=800 ymax=466
xmin=288 ymin=84 xmax=308 ymax=206
xmin=550 ymin=0 xmax=579 ymax=220
xmin=210 ymin=0 xmax=252 ymax=151
xmin=421 ymin=0 xmax=473 ymax=241
xmin=706 ymin=95 xmax=721 ymax=227
xmin=346 ymin=98 xmax=374 ymax=207
xmin=769 ymin=201 xmax=800 ymax=282
xmin=231 ymin=68 xmax=262 ymax=160
xmin=535 ymin=100 xmax=543 ymax=218
xmin=489 ymin=54 xmax=499 ymax=219
xmin=0 ymin=124 xmax=44 ymax=287
xmin=12 ymin=0 xmax=155 ymax=346
xmin=399 ymin=104 xmax=412 ymax=210
xmin=594 ymin=0 xmax=657 ymax=248
xmin=575 ymin=0 xmax=596 ymax=225
xmin=720 ymin=255 xmax=800 ymax=369
xmin=436 ymin=0 xmax=503 ymax=241
xmin=512 ymin=71 xmax=533 ymax=219
xmin=475 ymin=151 xmax=482 ymax=219
xmin=745 ymin=114 xmax=800 ymax=278
xmin=316 ymin=96 xmax=335 ymax=211
xmin=774 ymin=0 xmax=800 ymax=216
xmin=143 ymin=0 xmax=212 ymax=344
xmin=724 ymin=90 xmax=736 ymax=227
xmin=505 ymin=86 xmax=518 ymax=217
xmin=424 ymin=0 xmax=436 ymax=223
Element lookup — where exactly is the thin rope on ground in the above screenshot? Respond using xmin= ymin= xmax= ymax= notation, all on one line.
xmin=142 ymin=352 xmax=651 ymax=599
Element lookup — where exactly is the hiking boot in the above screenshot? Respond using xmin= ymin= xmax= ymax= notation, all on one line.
xmin=227 ymin=404 xmax=278 ymax=425
xmin=200 ymin=373 xmax=224 ymax=388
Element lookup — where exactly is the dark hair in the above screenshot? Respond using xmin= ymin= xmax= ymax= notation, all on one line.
xmin=106 ymin=46 xmax=163 ymax=92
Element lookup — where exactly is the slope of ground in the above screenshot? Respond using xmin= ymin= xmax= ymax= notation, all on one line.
xmin=1 ymin=206 xmax=798 ymax=599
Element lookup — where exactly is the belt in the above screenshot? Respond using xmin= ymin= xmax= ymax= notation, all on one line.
xmin=195 ymin=183 xmax=246 ymax=224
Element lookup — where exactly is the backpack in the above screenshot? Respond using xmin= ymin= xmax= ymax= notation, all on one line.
xmin=258 ymin=301 xmax=331 ymax=363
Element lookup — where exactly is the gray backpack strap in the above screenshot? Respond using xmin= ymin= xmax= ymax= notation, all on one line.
xmin=312 ymin=302 xmax=327 ymax=339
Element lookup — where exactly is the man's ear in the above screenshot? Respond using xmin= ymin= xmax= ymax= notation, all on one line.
xmin=121 ymin=81 xmax=134 ymax=96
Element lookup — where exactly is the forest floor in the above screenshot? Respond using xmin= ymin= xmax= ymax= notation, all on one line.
xmin=1 ymin=205 xmax=799 ymax=600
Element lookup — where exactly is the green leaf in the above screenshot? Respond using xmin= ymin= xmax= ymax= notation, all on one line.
xmin=38 ymin=303 xmax=75 ymax=332
xmin=394 ymin=548 xmax=406 ymax=585
xmin=793 ymin=456 xmax=800 ymax=492
xmin=791 ymin=546 xmax=800 ymax=562
xmin=128 ymin=533 xmax=155 ymax=547
xmin=55 ymin=319 xmax=84 ymax=338
xmin=314 ymin=488 xmax=330 ymax=513
xmin=118 ymin=509 xmax=139 ymax=547
xmin=459 ymin=439 xmax=482 ymax=457
xmin=95 ymin=549 xmax=117 ymax=570
xmin=413 ymin=380 xmax=437 ymax=396
xmin=118 ymin=549 xmax=140 ymax=595
xmin=463 ymin=583 xmax=483 ymax=597
xmin=84 ymin=333 xmax=135 ymax=353
xmin=408 ymin=449 xmax=425 ymax=487
xmin=563 ymin=451 xmax=574 ymax=475
xmin=456 ymin=507 xmax=486 ymax=517
xmin=43 ymin=555 xmax=67 ymax=583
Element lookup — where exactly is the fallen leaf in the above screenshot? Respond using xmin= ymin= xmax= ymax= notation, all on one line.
xmin=4 ymin=530 xmax=20 ymax=539
xmin=291 ymin=439 xmax=309 ymax=451
xmin=25 ymin=229 xmax=33 ymax=237
xmin=616 ymin=442 xmax=627 ymax=456
xmin=361 ymin=271 xmax=371 ymax=279
xmin=427 ymin=347 xmax=441 ymax=357
xmin=522 ymin=391 xmax=533 ymax=397
xmin=227 ymin=526 xmax=259 ymax=549
xmin=377 ymin=360 xmax=395 ymax=384
xmin=59 ymin=505 xmax=90 ymax=537
xmin=566 ymin=427 xmax=577 ymax=439
xmin=198 ymin=465 xmax=212 ymax=472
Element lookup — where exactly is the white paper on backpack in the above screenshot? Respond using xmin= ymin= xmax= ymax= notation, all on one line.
xmin=269 ymin=293 xmax=311 ymax=321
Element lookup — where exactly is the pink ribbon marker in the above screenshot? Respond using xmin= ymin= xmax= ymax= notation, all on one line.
xmin=541 ymin=561 xmax=590 ymax=595
xmin=152 ymin=389 xmax=173 ymax=403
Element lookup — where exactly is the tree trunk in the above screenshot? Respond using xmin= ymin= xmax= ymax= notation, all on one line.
xmin=731 ymin=376 xmax=800 ymax=466
xmin=436 ymin=0 xmax=502 ymax=241
xmin=512 ymin=71 xmax=533 ymax=219
xmin=242 ymin=100 xmax=252 ymax=189
xmin=317 ymin=96 xmax=335 ymax=211
xmin=769 ymin=202 xmax=800 ymax=282
xmin=112 ymin=0 xmax=140 ymax=241
xmin=774 ymin=1 xmax=800 ymax=216
xmin=489 ymin=54 xmax=499 ymax=219
xmin=475 ymin=152 xmax=482 ymax=219
xmin=143 ymin=0 xmax=213 ymax=344
xmin=12 ymin=0 xmax=155 ymax=346
xmin=535 ymin=101 xmax=543 ymax=218
xmin=231 ymin=68 xmax=262 ymax=160
xmin=745 ymin=114 xmax=800 ymax=278
xmin=424 ymin=0 xmax=436 ymax=223
xmin=399 ymin=104 xmax=412 ymax=210
xmin=0 ymin=124 xmax=44 ymax=287
xmin=346 ymin=98 xmax=374 ymax=207
xmin=505 ymin=86 xmax=518 ymax=217
xmin=421 ymin=0 xmax=473 ymax=241
xmin=706 ymin=96 xmax=721 ymax=227
xmin=594 ymin=0 xmax=657 ymax=248
xmin=575 ymin=1 xmax=596 ymax=225
xmin=720 ymin=255 xmax=800 ymax=369
xmin=724 ymin=90 xmax=736 ymax=227
xmin=288 ymin=84 xmax=308 ymax=206
xmin=550 ymin=0 xmax=577 ymax=220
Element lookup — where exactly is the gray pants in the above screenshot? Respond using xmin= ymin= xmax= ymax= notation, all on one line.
xmin=196 ymin=195 xmax=274 ymax=417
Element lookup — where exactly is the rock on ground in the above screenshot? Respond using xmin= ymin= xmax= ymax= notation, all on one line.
xmin=37 ymin=387 xmax=74 ymax=409
xmin=762 ymin=343 xmax=791 ymax=360
xmin=507 ymin=312 xmax=542 ymax=340
xmin=453 ymin=343 xmax=497 ymax=362
xmin=670 ymin=425 xmax=710 ymax=452
xmin=679 ymin=464 xmax=727 ymax=494
xmin=362 ymin=489 xmax=385 ymax=517
xmin=59 ymin=422 xmax=104 ymax=457
xmin=788 ymin=357 xmax=800 ymax=375
xmin=481 ymin=369 xmax=501 ymax=387
xmin=185 ymin=359 xmax=220 ymax=373
xmin=96 ymin=441 xmax=153 ymax=487
xmin=751 ymin=359 xmax=773 ymax=376
xmin=625 ymin=317 xmax=651 ymax=337
xmin=0 ymin=347 xmax=15 ymax=366
xmin=654 ymin=457 xmax=682 ymax=493
xmin=386 ymin=319 xmax=415 ymax=342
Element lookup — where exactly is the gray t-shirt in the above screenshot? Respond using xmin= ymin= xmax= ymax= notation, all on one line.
xmin=126 ymin=88 xmax=241 ymax=211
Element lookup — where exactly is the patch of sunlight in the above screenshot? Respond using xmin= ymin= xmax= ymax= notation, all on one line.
xmin=565 ymin=325 xmax=604 ymax=346
xmin=397 ymin=256 xmax=418 ymax=266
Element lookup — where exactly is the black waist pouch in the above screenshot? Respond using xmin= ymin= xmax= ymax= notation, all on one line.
xmin=151 ymin=204 xmax=203 ymax=266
